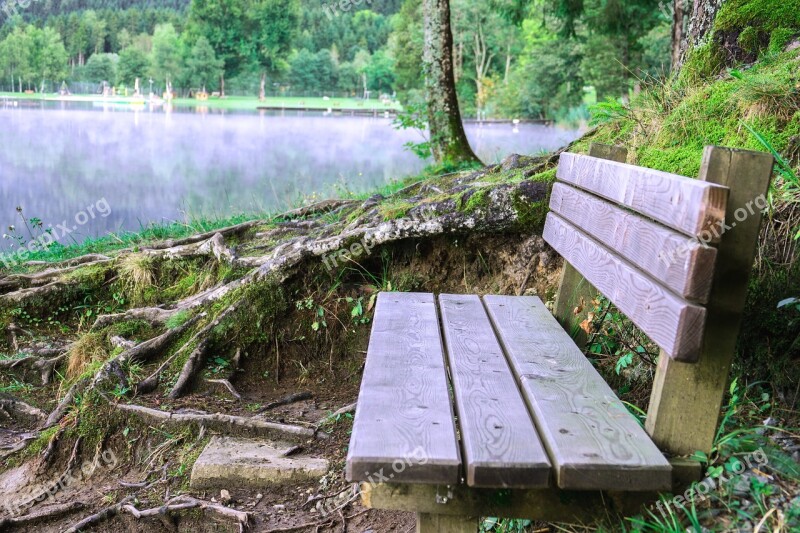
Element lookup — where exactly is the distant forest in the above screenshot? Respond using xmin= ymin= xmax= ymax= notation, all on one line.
xmin=0 ymin=0 xmax=672 ymax=120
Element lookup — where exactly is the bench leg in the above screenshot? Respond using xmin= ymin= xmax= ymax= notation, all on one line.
xmin=416 ymin=512 xmax=478 ymax=532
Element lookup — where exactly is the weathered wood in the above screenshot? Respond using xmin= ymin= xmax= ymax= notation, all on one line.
xmin=543 ymin=213 xmax=707 ymax=361
xmin=346 ymin=292 xmax=461 ymax=484
xmin=438 ymin=294 xmax=551 ymax=488
xmin=417 ymin=513 xmax=478 ymax=533
xmin=550 ymin=182 xmax=718 ymax=303
xmin=551 ymin=144 xmax=627 ymax=346
xmin=557 ymin=152 xmax=729 ymax=240
xmin=361 ymin=482 xmax=645 ymax=523
xmin=484 ymin=295 xmax=672 ymax=491
xmin=646 ymin=147 xmax=774 ymax=456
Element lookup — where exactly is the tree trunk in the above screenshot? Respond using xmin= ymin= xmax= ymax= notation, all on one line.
xmin=259 ymin=72 xmax=266 ymax=100
xmin=220 ymin=73 xmax=225 ymax=98
xmin=422 ymin=0 xmax=480 ymax=165
xmin=671 ymin=0 xmax=691 ymax=69
xmin=687 ymin=0 xmax=725 ymax=48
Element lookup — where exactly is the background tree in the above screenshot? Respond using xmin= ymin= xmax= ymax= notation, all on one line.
xmin=117 ymin=45 xmax=151 ymax=86
xmin=83 ymin=52 xmax=118 ymax=85
xmin=150 ymin=23 xmax=182 ymax=90
xmin=187 ymin=0 xmax=248 ymax=96
xmin=422 ymin=0 xmax=479 ymax=165
xmin=185 ymin=36 xmax=223 ymax=91
xmin=246 ymin=0 xmax=299 ymax=100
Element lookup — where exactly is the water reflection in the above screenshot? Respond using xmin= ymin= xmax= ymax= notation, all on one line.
xmin=0 ymin=101 xmax=580 ymax=247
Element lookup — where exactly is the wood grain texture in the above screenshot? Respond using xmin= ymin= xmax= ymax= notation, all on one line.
xmin=549 ymin=182 xmax=718 ymax=303
xmin=484 ymin=295 xmax=672 ymax=491
xmin=438 ymin=294 xmax=551 ymax=488
xmin=557 ymin=152 xmax=729 ymax=240
xmin=646 ymin=147 xmax=774 ymax=456
xmin=346 ymin=292 xmax=461 ymax=484
xmin=543 ymin=213 xmax=707 ymax=361
xmin=551 ymin=144 xmax=628 ymax=347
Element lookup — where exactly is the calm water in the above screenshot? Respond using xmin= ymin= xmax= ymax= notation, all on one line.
xmin=0 ymin=101 xmax=580 ymax=248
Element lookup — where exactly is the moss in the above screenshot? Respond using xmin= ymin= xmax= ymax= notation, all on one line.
xmin=679 ymin=41 xmax=727 ymax=83
xmin=768 ymin=28 xmax=798 ymax=55
xmin=378 ymin=198 xmax=414 ymax=220
xmin=738 ymin=26 xmax=762 ymax=55
xmin=511 ymin=190 xmax=548 ymax=233
xmin=715 ymin=0 xmax=800 ymax=35
xmin=459 ymin=187 xmax=492 ymax=214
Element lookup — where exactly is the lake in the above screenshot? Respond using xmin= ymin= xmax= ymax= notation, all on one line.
xmin=0 ymin=101 xmax=581 ymax=249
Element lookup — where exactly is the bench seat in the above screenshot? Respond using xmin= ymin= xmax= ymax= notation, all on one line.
xmin=346 ymin=292 xmax=672 ymax=492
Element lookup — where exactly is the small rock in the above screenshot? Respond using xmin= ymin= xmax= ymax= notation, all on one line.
xmin=273 ymin=504 xmax=285 ymax=511
xmin=220 ymin=489 xmax=231 ymax=504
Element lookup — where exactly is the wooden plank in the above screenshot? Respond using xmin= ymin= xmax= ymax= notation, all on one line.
xmin=550 ymin=182 xmax=718 ymax=303
xmin=484 ymin=295 xmax=672 ymax=491
xmin=557 ymin=152 xmax=729 ymax=241
xmin=438 ymin=294 xmax=551 ymax=488
xmin=361 ymin=482 xmax=648 ymax=523
xmin=543 ymin=213 xmax=707 ymax=361
xmin=646 ymin=147 xmax=774 ymax=456
xmin=551 ymin=144 xmax=627 ymax=346
xmin=346 ymin=292 xmax=461 ymax=484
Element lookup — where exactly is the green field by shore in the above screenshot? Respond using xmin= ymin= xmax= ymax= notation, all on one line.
xmin=0 ymin=92 xmax=402 ymax=111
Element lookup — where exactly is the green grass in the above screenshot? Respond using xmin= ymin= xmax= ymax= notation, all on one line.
xmin=0 ymin=92 xmax=402 ymax=111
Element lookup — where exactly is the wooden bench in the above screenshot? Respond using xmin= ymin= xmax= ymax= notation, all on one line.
xmin=345 ymin=144 xmax=774 ymax=531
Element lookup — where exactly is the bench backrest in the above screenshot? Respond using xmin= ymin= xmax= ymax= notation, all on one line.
xmin=545 ymin=143 xmax=774 ymax=457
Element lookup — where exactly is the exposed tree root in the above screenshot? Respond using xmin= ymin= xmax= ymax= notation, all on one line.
xmin=91 ymin=305 xmax=181 ymax=330
xmin=167 ymin=304 xmax=239 ymax=399
xmin=45 ymin=378 xmax=88 ymax=428
xmin=0 ymin=501 xmax=86 ymax=528
xmin=0 ymin=351 xmax=67 ymax=384
xmin=141 ymin=220 xmax=260 ymax=251
xmin=115 ymin=403 xmax=316 ymax=441
xmin=122 ymin=495 xmax=251 ymax=532
xmin=62 ymin=495 xmax=136 ymax=533
xmin=281 ymin=198 xmax=357 ymax=220
xmin=0 ymin=395 xmax=48 ymax=422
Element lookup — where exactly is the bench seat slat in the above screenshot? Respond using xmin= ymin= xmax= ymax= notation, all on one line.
xmin=543 ymin=213 xmax=706 ymax=361
xmin=346 ymin=292 xmax=461 ymax=484
xmin=439 ymin=294 xmax=551 ymax=488
xmin=557 ymin=152 xmax=728 ymax=241
xmin=550 ymin=182 xmax=718 ymax=303
xmin=484 ymin=295 xmax=672 ymax=491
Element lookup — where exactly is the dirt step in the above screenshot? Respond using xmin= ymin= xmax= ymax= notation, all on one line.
xmin=190 ymin=436 xmax=330 ymax=490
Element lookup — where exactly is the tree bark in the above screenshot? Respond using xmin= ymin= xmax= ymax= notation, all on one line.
xmin=687 ymin=0 xmax=725 ymax=49
xmin=671 ymin=0 xmax=691 ymax=69
xmin=422 ymin=0 xmax=480 ymax=165
xmin=220 ymin=72 xmax=225 ymax=98
xmin=259 ymin=72 xmax=266 ymax=100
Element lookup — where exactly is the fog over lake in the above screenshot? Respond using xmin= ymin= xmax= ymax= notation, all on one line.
xmin=0 ymin=102 xmax=580 ymax=247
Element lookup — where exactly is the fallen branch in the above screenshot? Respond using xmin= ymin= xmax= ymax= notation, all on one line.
xmin=206 ymin=378 xmax=242 ymax=400
xmin=115 ymin=403 xmax=315 ymax=441
xmin=317 ymin=402 xmax=357 ymax=427
xmin=256 ymin=391 xmax=312 ymax=413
